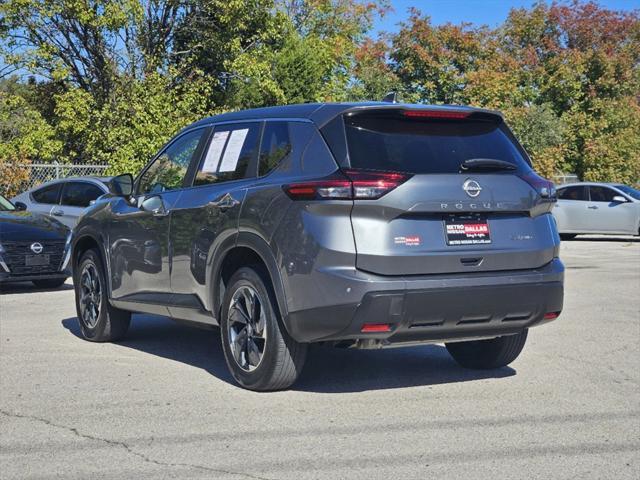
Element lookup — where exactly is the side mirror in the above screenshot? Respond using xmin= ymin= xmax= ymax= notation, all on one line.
xmin=612 ymin=195 xmax=627 ymax=203
xmin=110 ymin=173 xmax=134 ymax=197
xmin=14 ymin=201 xmax=27 ymax=211
xmin=140 ymin=195 xmax=167 ymax=216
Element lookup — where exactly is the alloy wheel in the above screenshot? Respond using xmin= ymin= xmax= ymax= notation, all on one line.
xmin=79 ymin=263 xmax=101 ymax=328
xmin=227 ymin=285 xmax=267 ymax=372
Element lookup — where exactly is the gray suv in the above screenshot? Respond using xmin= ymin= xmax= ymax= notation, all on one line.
xmin=71 ymin=103 xmax=564 ymax=391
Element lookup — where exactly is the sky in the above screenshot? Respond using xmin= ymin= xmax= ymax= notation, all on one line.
xmin=3 ymin=1 xmax=638 ymax=79
xmin=374 ymin=0 xmax=639 ymax=33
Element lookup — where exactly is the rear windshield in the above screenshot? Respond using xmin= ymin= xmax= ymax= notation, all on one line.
xmin=344 ymin=113 xmax=531 ymax=174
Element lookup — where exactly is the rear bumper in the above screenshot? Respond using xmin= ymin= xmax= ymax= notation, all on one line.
xmin=284 ymin=258 xmax=564 ymax=343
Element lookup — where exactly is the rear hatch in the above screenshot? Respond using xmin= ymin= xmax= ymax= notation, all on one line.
xmin=340 ymin=108 xmax=558 ymax=275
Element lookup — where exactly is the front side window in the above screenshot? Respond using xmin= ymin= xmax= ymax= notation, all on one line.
xmin=558 ymin=186 xmax=587 ymax=201
xmin=32 ymin=183 xmax=62 ymax=204
xmin=194 ymin=123 xmax=260 ymax=186
xmin=139 ymin=129 xmax=205 ymax=195
xmin=589 ymin=186 xmax=617 ymax=202
xmin=60 ymin=182 xmax=104 ymax=207
xmin=259 ymin=122 xmax=292 ymax=176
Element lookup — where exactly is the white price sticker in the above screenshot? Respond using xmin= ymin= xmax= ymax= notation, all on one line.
xmin=218 ymin=129 xmax=248 ymax=172
xmin=201 ymin=130 xmax=229 ymax=173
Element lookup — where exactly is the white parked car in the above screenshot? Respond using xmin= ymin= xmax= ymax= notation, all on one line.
xmin=553 ymin=182 xmax=640 ymax=239
xmin=11 ymin=177 xmax=111 ymax=228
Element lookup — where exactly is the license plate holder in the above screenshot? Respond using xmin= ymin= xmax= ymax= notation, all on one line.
xmin=25 ymin=254 xmax=50 ymax=266
xmin=444 ymin=214 xmax=491 ymax=245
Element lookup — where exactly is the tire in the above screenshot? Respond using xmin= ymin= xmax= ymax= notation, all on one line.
xmin=220 ymin=266 xmax=307 ymax=391
xmin=445 ymin=330 xmax=528 ymax=369
xmin=32 ymin=278 xmax=67 ymax=289
xmin=74 ymin=249 xmax=130 ymax=342
xmin=560 ymin=233 xmax=577 ymax=241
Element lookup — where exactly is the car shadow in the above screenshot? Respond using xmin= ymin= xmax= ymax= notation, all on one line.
xmin=62 ymin=315 xmax=516 ymax=393
xmin=0 ymin=282 xmax=74 ymax=295
xmin=566 ymin=236 xmax=638 ymax=243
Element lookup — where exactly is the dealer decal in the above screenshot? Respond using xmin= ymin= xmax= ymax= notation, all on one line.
xmin=394 ymin=235 xmax=421 ymax=246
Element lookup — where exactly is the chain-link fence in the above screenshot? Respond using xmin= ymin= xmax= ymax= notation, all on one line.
xmin=20 ymin=162 xmax=110 ymax=191
xmin=553 ymin=173 xmax=579 ymax=185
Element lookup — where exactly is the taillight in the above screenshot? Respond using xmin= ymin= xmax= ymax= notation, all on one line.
xmin=284 ymin=170 xmax=411 ymax=201
xmin=403 ymin=110 xmax=470 ymax=120
xmin=520 ymin=172 xmax=557 ymax=199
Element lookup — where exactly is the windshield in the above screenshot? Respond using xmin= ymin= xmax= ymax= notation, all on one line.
xmin=615 ymin=185 xmax=640 ymax=200
xmin=0 ymin=194 xmax=15 ymax=211
xmin=344 ymin=113 xmax=531 ymax=174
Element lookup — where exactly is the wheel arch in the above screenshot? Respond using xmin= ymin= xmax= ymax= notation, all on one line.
xmin=72 ymin=231 xmax=112 ymax=295
xmin=211 ymin=232 xmax=288 ymax=325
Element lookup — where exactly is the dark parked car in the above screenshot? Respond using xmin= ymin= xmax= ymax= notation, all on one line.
xmin=12 ymin=177 xmax=111 ymax=228
xmin=0 ymin=194 xmax=71 ymax=288
xmin=70 ymin=102 xmax=564 ymax=390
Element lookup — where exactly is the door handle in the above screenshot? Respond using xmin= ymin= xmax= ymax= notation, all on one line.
xmin=587 ymin=205 xmax=599 ymax=210
xmin=209 ymin=194 xmax=240 ymax=211
xmin=51 ymin=209 xmax=64 ymax=216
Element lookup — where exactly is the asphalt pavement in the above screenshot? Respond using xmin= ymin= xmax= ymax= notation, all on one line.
xmin=1 ymin=236 xmax=639 ymax=479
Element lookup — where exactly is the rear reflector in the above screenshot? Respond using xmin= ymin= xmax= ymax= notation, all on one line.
xmin=543 ymin=312 xmax=560 ymax=320
xmin=361 ymin=323 xmax=392 ymax=333
xmin=284 ymin=170 xmax=411 ymax=201
xmin=403 ymin=110 xmax=470 ymax=119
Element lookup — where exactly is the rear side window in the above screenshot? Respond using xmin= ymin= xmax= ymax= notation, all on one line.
xmin=344 ymin=113 xmax=529 ymax=174
xmin=259 ymin=122 xmax=292 ymax=176
xmin=558 ymin=186 xmax=587 ymax=201
xmin=60 ymin=182 xmax=104 ymax=207
xmin=589 ymin=186 xmax=617 ymax=202
xmin=194 ymin=123 xmax=260 ymax=186
xmin=32 ymin=183 xmax=61 ymax=204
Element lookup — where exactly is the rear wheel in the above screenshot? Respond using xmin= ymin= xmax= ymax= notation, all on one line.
xmin=32 ymin=278 xmax=67 ymax=289
xmin=560 ymin=233 xmax=577 ymax=241
xmin=446 ymin=330 xmax=528 ymax=369
xmin=220 ymin=266 xmax=307 ymax=391
xmin=74 ymin=249 xmax=130 ymax=342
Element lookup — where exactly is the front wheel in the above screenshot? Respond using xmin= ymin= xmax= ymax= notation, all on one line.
xmin=74 ymin=249 xmax=130 ymax=342
xmin=220 ymin=266 xmax=307 ymax=391
xmin=446 ymin=330 xmax=528 ymax=369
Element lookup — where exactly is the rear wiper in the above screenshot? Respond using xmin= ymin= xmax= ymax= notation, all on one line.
xmin=459 ymin=158 xmax=517 ymax=172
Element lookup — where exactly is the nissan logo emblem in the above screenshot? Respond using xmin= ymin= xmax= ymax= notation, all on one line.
xmin=462 ymin=179 xmax=482 ymax=198
xmin=30 ymin=242 xmax=43 ymax=254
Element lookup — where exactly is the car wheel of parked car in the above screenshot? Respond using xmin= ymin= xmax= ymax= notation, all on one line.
xmin=445 ymin=330 xmax=528 ymax=369
xmin=560 ymin=234 xmax=577 ymax=241
xmin=32 ymin=278 xmax=67 ymax=289
xmin=220 ymin=266 xmax=307 ymax=391
xmin=74 ymin=249 xmax=130 ymax=342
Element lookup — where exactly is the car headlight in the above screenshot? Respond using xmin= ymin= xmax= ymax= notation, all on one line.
xmin=60 ymin=233 xmax=73 ymax=271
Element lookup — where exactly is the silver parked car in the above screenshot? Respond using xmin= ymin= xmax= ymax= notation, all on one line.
xmin=69 ymin=102 xmax=565 ymax=391
xmin=553 ymin=182 xmax=640 ymax=239
xmin=11 ymin=177 xmax=111 ymax=228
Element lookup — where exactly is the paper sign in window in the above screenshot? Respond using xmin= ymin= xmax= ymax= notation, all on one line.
xmin=219 ymin=129 xmax=249 ymax=172
xmin=201 ymin=131 xmax=229 ymax=173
